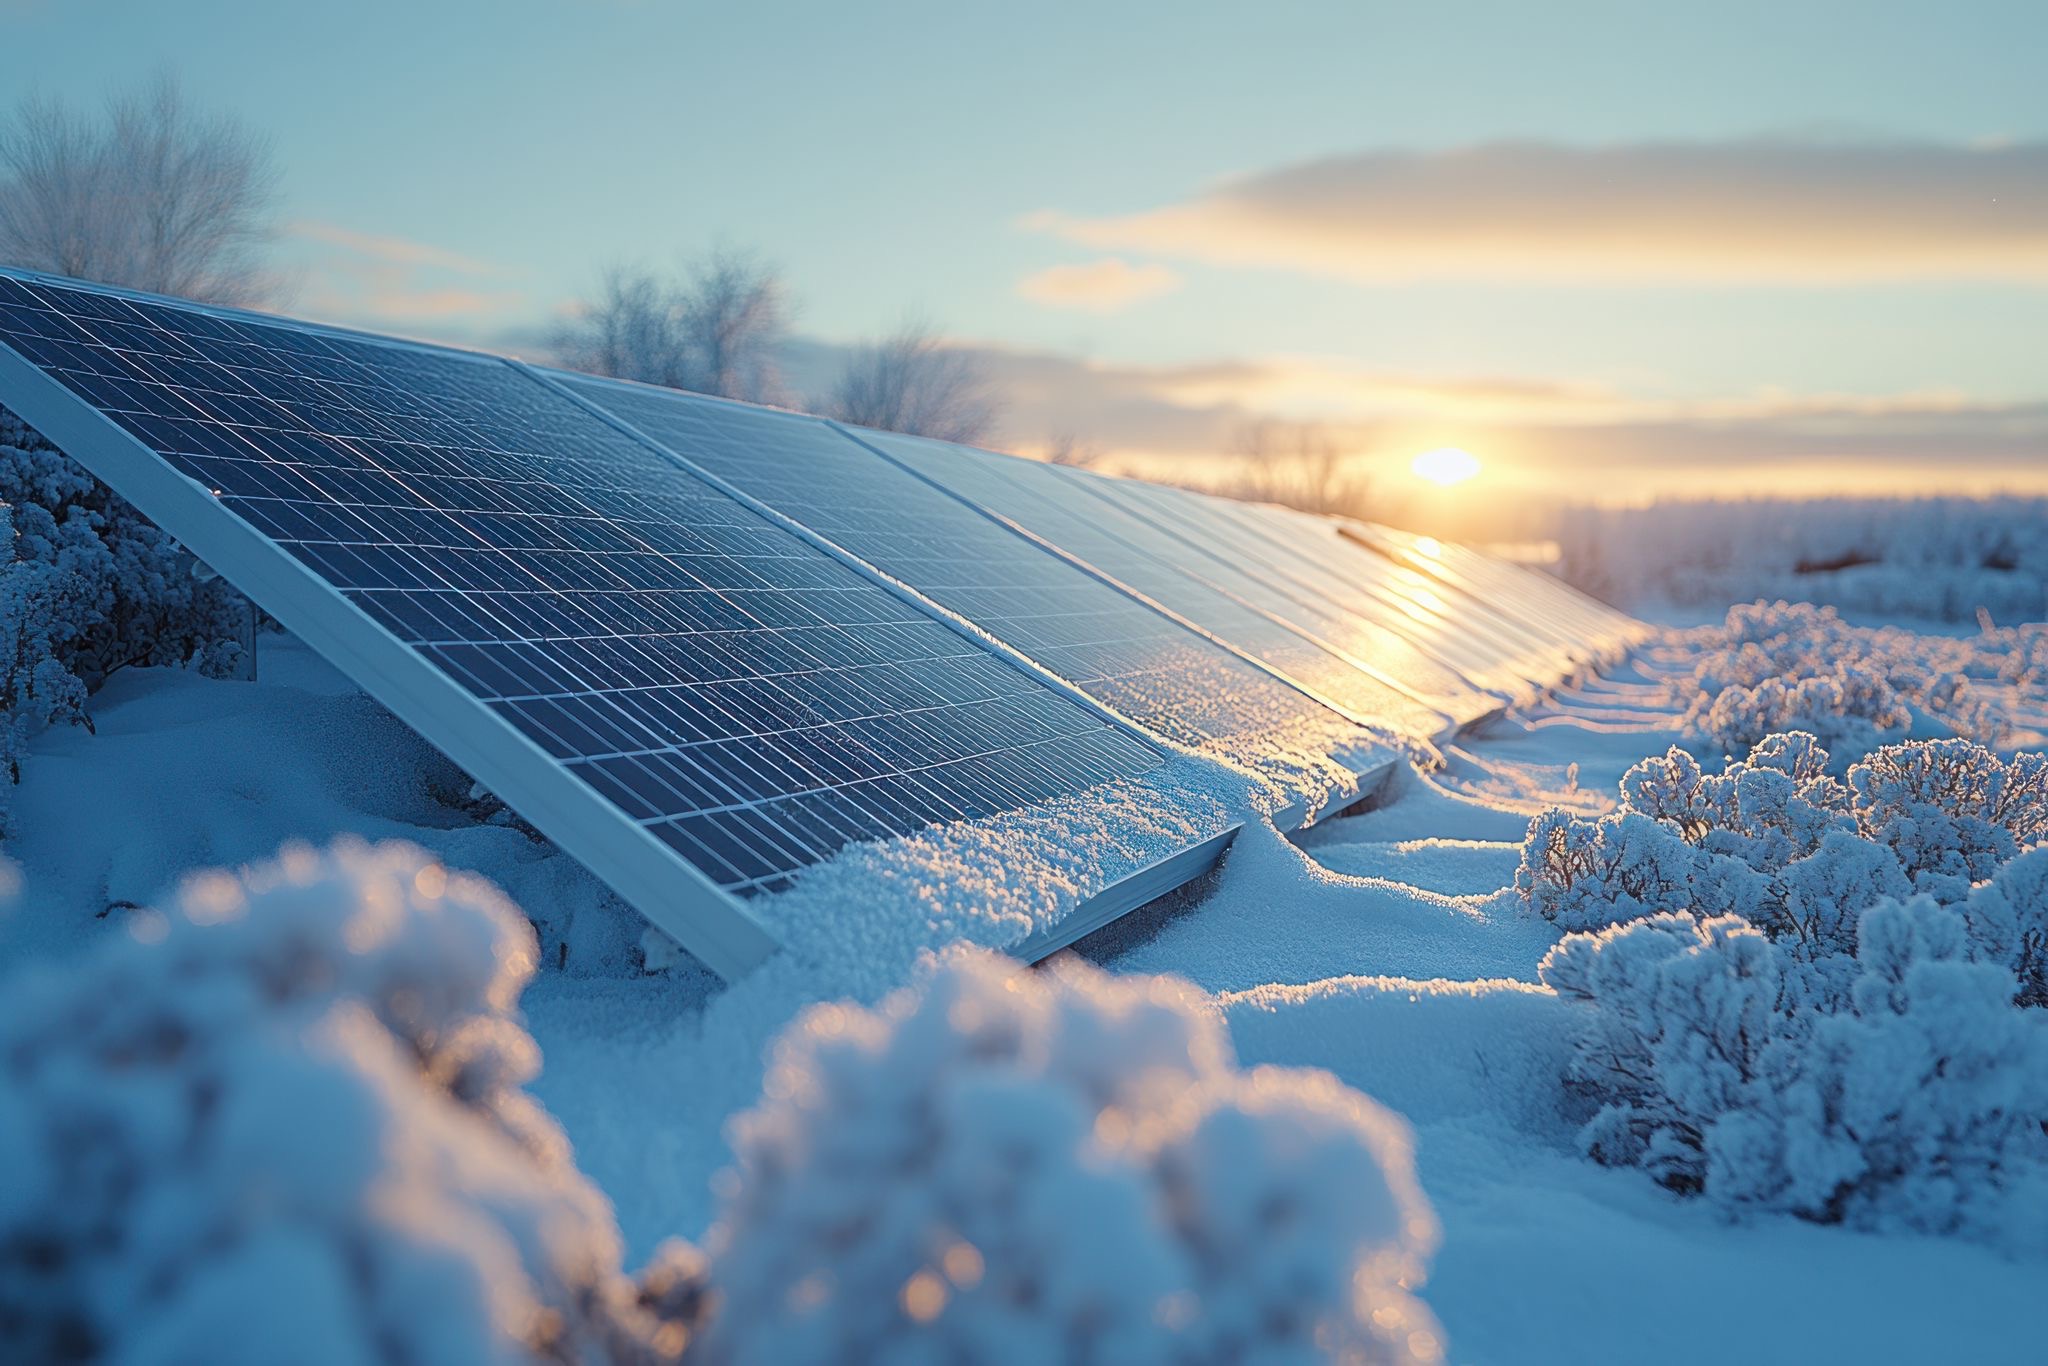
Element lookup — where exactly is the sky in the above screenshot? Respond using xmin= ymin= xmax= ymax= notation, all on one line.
xmin=9 ymin=0 xmax=2048 ymax=513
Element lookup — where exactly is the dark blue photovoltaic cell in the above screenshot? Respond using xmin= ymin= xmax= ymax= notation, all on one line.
xmin=0 ymin=272 xmax=1162 ymax=895
xmin=851 ymin=429 xmax=1455 ymax=739
xmin=557 ymin=373 xmax=1378 ymax=766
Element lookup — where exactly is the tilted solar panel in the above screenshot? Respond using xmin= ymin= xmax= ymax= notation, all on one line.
xmin=1067 ymin=472 xmax=1538 ymax=703
xmin=1229 ymin=500 xmax=1592 ymax=680
xmin=1339 ymin=517 xmax=1643 ymax=657
xmin=0 ymin=270 xmax=1163 ymax=977
xmin=547 ymin=373 xmax=1388 ymax=802
xmin=1038 ymin=464 xmax=1498 ymax=721
xmin=1120 ymin=483 xmax=1575 ymax=698
xmin=846 ymin=429 xmax=1456 ymax=740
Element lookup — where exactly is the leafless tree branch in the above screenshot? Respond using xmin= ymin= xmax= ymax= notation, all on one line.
xmin=551 ymin=248 xmax=789 ymax=404
xmin=825 ymin=320 xmax=1000 ymax=445
xmin=0 ymin=72 xmax=281 ymax=306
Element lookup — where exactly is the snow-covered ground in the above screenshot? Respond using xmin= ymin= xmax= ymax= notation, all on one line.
xmin=5 ymin=630 xmax=2040 ymax=1362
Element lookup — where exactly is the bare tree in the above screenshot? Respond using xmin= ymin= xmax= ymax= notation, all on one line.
xmin=552 ymin=248 xmax=788 ymax=404
xmin=1223 ymin=419 xmax=1370 ymax=515
xmin=0 ymin=73 xmax=280 ymax=306
xmin=825 ymin=320 xmax=999 ymax=445
xmin=1041 ymin=431 xmax=1104 ymax=467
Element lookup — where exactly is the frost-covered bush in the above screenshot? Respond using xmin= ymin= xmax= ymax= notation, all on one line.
xmin=0 ymin=839 xmax=699 ymax=1364
xmin=0 ymin=504 xmax=92 ymax=827
xmin=0 ymin=410 xmax=246 ymax=824
xmin=1541 ymin=901 xmax=2048 ymax=1243
xmin=1 ymin=409 xmax=247 ymax=690
xmin=1675 ymin=602 xmax=2013 ymax=757
xmin=694 ymin=949 xmax=1445 ymax=1365
xmin=1518 ymin=733 xmax=2043 ymax=958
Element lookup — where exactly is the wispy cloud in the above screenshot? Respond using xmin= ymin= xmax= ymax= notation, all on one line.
xmin=1028 ymin=137 xmax=2048 ymax=284
xmin=1015 ymin=258 xmax=1182 ymax=312
xmin=282 ymin=220 xmax=526 ymax=330
xmin=781 ymin=333 xmax=2048 ymax=498
xmin=287 ymin=220 xmax=502 ymax=277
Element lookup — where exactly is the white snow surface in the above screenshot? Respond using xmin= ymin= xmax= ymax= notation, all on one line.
xmin=4 ymin=630 xmax=2041 ymax=1363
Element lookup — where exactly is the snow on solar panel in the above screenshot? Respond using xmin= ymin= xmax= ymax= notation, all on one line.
xmin=0 ymin=270 xmax=1164 ymax=977
xmin=845 ymin=429 xmax=1456 ymax=741
xmin=1066 ymin=472 xmax=1540 ymax=704
xmin=545 ymin=373 xmax=1389 ymax=807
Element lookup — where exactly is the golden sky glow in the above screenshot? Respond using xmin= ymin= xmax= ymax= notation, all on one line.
xmin=1409 ymin=448 xmax=1483 ymax=486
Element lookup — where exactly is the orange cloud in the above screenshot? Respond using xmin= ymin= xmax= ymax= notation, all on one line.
xmin=284 ymin=220 xmax=525 ymax=330
xmin=1027 ymin=138 xmax=2048 ymax=283
xmin=287 ymin=221 xmax=502 ymax=277
xmin=1015 ymin=258 xmax=1181 ymax=312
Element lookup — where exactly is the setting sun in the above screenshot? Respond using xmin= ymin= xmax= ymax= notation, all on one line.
xmin=1410 ymin=447 xmax=1482 ymax=486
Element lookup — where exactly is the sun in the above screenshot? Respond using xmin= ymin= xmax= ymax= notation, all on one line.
xmin=1410 ymin=447 xmax=1482 ymax=487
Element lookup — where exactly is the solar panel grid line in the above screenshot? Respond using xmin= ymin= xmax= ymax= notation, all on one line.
xmin=0 ymin=267 xmax=1169 ymax=976
xmin=547 ymin=374 xmax=1392 ymax=823
xmin=958 ymin=448 xmax=1479 ymax=726
xmin=0 ymin=307 xmax=783 ymax=979
xmin=1338 ymin=519 xmax=1638 ymax=655
xmin=1047 ymin=466 xmax=1503 ymax=724
xmin=517 ymin=363 xmax=1177 ymax=756
xmin=1174 ymin=491 xmax=1570 ymax=695
xmin=1299 ymin=513 xmax=1596 ymax=680
xmin=850 ymin=429 xmax=1458 ymax=741
xmin=1354 ymin=524 xmax=1646 ymax=668
xmin=1064 ymin=471 xmax=1526 ymax=705
xmin=823 ymin=418 xmax=1425 ymax=744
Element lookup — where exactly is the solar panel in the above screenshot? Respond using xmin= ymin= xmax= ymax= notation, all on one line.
xmin=1338 ymin=517 xmax=1644 ymax=657
xmin=846 ymin=429 xmax=1456 ymax=740
xmin=1066 ymin=472 xmax=1540 ymax=704
xmin=0 ymin=269 xmax=1164 ymax=977
xmin=1114 ymin=482 xmax=1577 ymax=698
xmin=548 ymin=373 xmax=1388 ymax=802
xmin=1039 ymin=465 xmax=1499 ymax=720
xmin=1230 ymin=500 xmax=1596 ymax=681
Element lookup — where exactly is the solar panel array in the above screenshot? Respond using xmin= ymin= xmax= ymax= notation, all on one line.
xmin=0 ymin=272 xmax=1162 ymax=913
xmin=851 ymin=429 xmax=1459 ymax=739
xmin=551 ymin=373 xmax=1383 ymax=781
xmin=0 ymin=267 xmax=1643 ymax=976
xmin=1067 ymin=470 xmax=1534 ymax=705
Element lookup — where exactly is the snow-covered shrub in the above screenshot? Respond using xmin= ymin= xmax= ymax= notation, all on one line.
xmin=693 ymin=949 xmax=1444 ymax=1365
xmin=0 ymin=504 xmax=92 ymax=826
xmin=1850 ymin=738 xmax=2048 ymax=901
xmin=1674 ymin=602 xmax=1995 ymax=757
xmin=1961 ymin=846 xmax=2048 ymax=1008
xmin=0 ymin=408 xmax=247 ymax=690
xmin=1541 ymin=901 xmax=2048 ymax=1243
xmin=1520 ymin=733 xmax=2042 ymax=952
xmin=0 ymin=839 xmax=699 ymax=1364
xmin=0 ymin=410 xmax=247 ymax=825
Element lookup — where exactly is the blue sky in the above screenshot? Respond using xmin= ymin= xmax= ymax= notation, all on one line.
xmin=11 ymin=0 xmax=2048 ymax=500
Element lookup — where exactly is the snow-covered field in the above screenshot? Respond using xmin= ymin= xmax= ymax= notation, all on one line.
xmin=6 ymin=616 xmax=2041 ymax=1363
